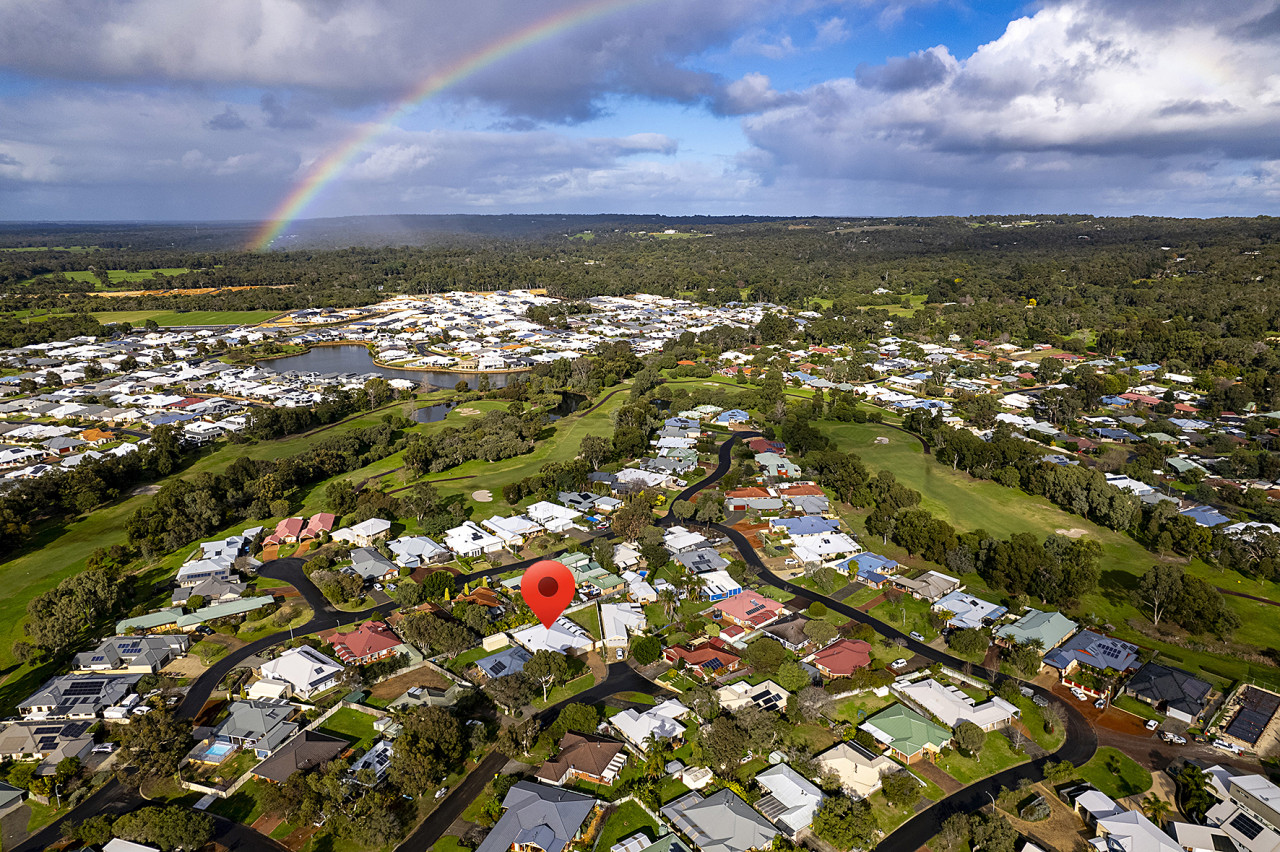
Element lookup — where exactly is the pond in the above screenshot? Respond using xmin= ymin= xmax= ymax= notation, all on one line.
xmin=413 ymin=401 xmax=456 ymax=423
xmin=263 ymin=344 xmax=517 ymax=390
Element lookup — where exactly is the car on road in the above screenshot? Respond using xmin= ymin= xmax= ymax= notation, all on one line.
xmin=1070 ymin=687 xmax=1088 ymax=701
xmin=1161 ymin=732 xmax=1186 ymax=745
xmin=890 ymin=658 xmax=909 ymax=670
xmin=1145 ymin=718 xmax=1160 ymax=731
xmin=1212 ymin=739 xmax=1243 ymax=754
xmin=1032 ymin=695 xmax=1049 ymax=707
xmin=909 ymin=631 xmax=925 ymax=642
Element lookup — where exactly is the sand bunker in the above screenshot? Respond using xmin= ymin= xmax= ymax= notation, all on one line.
xmin=1055 ymin=528 xmax=1088 ymax=538
xmin=455 ymin=407 xmax=481 ymax=416
xmin=472 ymin=490 xmax=494 ymax=502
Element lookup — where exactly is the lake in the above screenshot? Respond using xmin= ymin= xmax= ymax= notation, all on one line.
xmin=263 ymin=344 xmax=517 ymax=390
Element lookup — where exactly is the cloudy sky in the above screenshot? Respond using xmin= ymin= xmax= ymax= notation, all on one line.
xmin=1 ymin=0 xmax=1278 ymax=225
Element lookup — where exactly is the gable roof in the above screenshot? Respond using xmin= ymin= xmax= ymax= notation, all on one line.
xmin=535 ymin=733 xmax=627 ymax=784
xmin=251 ymin=730 xmax=347 ymax=783
xmin=661 ymin=788 xmax=778 ymax=852
xmin=861 ymin=704 xmax=951 ymax=757
xmin=1126 ymin=662 xmax=1212 ymax=717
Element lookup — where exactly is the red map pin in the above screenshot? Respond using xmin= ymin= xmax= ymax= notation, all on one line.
xmin=522 ymin=559 xmax=576 ymax=629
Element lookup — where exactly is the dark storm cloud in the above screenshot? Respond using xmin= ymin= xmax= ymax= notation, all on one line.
xmin=856 ymin=47 xmax=952 ymax=92
xmin=205 ymin=107 xmax=248 ymax=131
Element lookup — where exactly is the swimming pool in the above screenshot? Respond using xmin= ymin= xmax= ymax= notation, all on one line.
xmin=204 ymin=741 xmax=235 ymax=759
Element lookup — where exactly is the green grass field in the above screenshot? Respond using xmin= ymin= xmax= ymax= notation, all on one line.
xmin=91 ymin=310 xmax=279 ymax=326
xmin=63 ymin=268 xmax=192 ymax=284
xmin=936 ymin=731 xmax=1028 ymax=785
xmin=316 ymin=707 xmax=380 ymax=751
xmin=1077 ymin=747 xmax=1152 ymax=798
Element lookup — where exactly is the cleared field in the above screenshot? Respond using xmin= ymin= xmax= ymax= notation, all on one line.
xmin=91 ymin=310 xmax=279 ymax=325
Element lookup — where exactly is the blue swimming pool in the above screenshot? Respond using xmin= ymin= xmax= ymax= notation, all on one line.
xmin=205 ymin=742 xmax=235 ymax=758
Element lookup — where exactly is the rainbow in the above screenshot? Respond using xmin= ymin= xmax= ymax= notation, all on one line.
xmin=249 ymin=0 xmax=653 ymax=251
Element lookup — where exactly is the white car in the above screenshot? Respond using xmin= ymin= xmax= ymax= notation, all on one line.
xmin=783 ymin=558 xmax=798 ymax=566
xmin=909 ymin=631 xmax=925 ymax=642
xmin=616 ymin=648 xmax=624 ymax=660
xmin=1070 ymin=688 xmax=1088 ymax=701
xmin=91 ymin=743 xmax=116 ymax=754
xmin=1145 ymin=719 xmax=1160 ymax=731
xmin=1094 ymin=699 xmax=1107 ymax=709
xmin=1161 ymin=732 xmax=1186 ymax=745
xmin=373 ymin=583 xmax=383 ymax=592
xmin=1213 ymin=739 xmax=1242 ymax=754
xmin=385 ymin=583 xmax=397 ymax=592
xmin=890 ymin=658 xmax=909 ymax=670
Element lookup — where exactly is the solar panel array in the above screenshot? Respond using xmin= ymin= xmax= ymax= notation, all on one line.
xmin=1241 ymin=687 xmax=1280 ymax=715
xmin=1231 ymin=812 xmax=1265 ymax=840
xmin=1226 ymin=688 xmax=1280 ymax=745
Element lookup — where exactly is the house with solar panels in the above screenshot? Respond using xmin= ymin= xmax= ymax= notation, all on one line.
xmin=18 ymin=673 xmax=142 ymax=720
xmin=72 ymin=635 xmax=189 ymax=675
xmin=1205 ymin=769 xmax=1280 ymax=852
xmin=0 ymin=719 xmax=95 ymax=772
xmin=1042 ymin=630 xmax=1140 ymax=694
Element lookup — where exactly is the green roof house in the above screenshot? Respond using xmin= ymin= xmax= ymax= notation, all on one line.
xmin=995 ymin=609 xmax=1078 ymax=652
xmin=861 ymin=704 xmax=951 ymax=764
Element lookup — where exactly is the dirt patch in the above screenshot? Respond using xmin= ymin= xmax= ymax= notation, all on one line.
xmin=1002 ymin=782 xmax=1091 ymax=852
xmin=858 ymin=593 xmax=887 ymax=612
xmin=472 ymin=489 xmax=493 ymax=502
xmin=130 ymin=483 xmax=162 ymax=496
xmin=456 ymin=407 xmax=481 ymax=416
xmin=1054 ymin=528 xmax=1088 ymax=538
xmin=913 ymin=759 xmax=962 ymax=794
xmin=161 ymin=654 xmax=210 ymax=680
xmin=259 ymin=586 xmax=302 ymax=599
xmin=252 ymin=813 xmax=285 ymax=837
xmin=367 ymin=666 xmax=452 ymax=702
xmin=260 ymin=544 xmax=279 ymax=560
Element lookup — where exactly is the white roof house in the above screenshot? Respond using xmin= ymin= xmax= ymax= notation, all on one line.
xmin=257 ymin=646 xmax=344 ymax=699
xmin=1092 ymin=809 xmax=1184 ymax=852
xmin=894 ymin=679 xmax=1019 ymax=732
xmin=444 ymin=521 xmax=505 ymax=557
xmin=331 ymin=518 xmax=392 ymax=547
xmin=511 ymin=617 xmax=595 ymax=655
xmin=612 ymin=699 xmax=690 ymax=747
xmin=481 ymin=515 xmax=543 ymax=546
xmin=526 ymin=501 xmax=581 ymax=533
xmin=790 ymin=532 xmax=861 ymax=565
xmin=931 ymin=591 xmax=1007 ymax=630
xmin=600 ymin=603 xmax=646 ymax=648
xmin=387 ymin=535 xmax=449 ymax=567
xmin=755 ymin=763 xmax=824 ymax=835
xmin=815 ymin=742 xmax=897 ymax=799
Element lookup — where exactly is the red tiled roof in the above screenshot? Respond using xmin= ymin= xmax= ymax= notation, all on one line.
xmin=726 ymin=487 xmax=771 ymax=499
xmin=714 ymin=592 xmax=784 ymax=627
xmin=812 ymin=639 xmax=873 ymax=677
xmin=776 ymin=483 xmax=824 ymax=497
xmin=330 ymin=621 xmax=399 ymax=661
xmin=303 ymin=513 xmax=336 ymax=537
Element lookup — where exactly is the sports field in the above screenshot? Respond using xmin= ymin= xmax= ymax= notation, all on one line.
xmin=91 ymin=310 xmax=280 ymax=326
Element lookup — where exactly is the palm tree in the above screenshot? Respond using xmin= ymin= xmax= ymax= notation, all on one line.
xmin=657 ymin=588 xmax=679 ymax=621
xmin=1142 ymin=795 xmax=1173 ymax=826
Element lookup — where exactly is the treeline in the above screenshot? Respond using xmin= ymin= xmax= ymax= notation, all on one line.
xmin=0 ymin=426 xmax=185 ymax=557
xmin=0 ymin=311 xmax=104 ymax=349
xmin=402 ymin=408 xmax=543 ymax=473
xmin=125 ymin=421 xmax=408 ymax=556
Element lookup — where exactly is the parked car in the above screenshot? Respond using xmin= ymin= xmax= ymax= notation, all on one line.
xmin=1145 ymin=719 xmax=1160 ymax=731
xmin=1095 ymin=698 xmax=1107 ymax=709
xmin=193 ymin=625 xmax=215 ymax=637
xmin=890 ymin=658 xmax=909 ymax=670
xmin=385 ymin=583 xmax=397 ymax=592
xmin=1212 ymin=739 xmax=1243 ymax=754
xmin=616 ymin=648 xmax=624 ymax=660
xmin=434 ymin=787 xmax=448 ymax=799
xmin=1032 ymin=695 xmax=1049 ymax=708
xmin=909 ymin=631 xmax=925 ymax=642
xmin=91 ymin=743 xmax=116 ymax=754
xmin=1070 ymin=688 xmax=1088 ymax=701
xmin=783 ymin=558 xmax=798 ymax=566
xmin=1161 ymin=732 xmax=1186 ymax=745
xmin=373 ymin=583 xmax=383 ymax=592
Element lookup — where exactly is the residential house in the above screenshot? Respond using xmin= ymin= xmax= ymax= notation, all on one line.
xmin=329 ymin=621 xmax=402 ymax=665
xmin=710 ymin=592 xmax=785 ymax=629
xmin=388 ymin=534 xmax=450 ymax=568
xmin=476 ymin=645 xmax=533 ymax=680
xmin=18 ymin=673 xmax=141 ymax=720
xmin=931 ymin=591 xmax=1007 ymax=631
xmin=995 ymin=610 xmax=1078 ymax=651
xmin=444 ymin=521 xmax=505 ymax=557
xmin=299 ymin=512 xmax=336 ymax=540
xmin=0 ymin=719 xmax=94 ymax=774
xmin=175 ymin=557 xmax=236 ymax=587
xmin=664 ymin=526 xmax=709 ymax=555
xmin=206 ymin=698 xmax=299 ymax=760
xmin=72 ymin=635 xmax=188 ymax=675
xmin=716 ymin=680 xmax=789 ymax=714
xmin=755 ymin=764 xmax=824 ymax=836
xmin=332 ymin=518 xmax=393 ymax=547
xmin=346 ymin=546 xmax=399 ymax=583
xmin=661 ymin=788 xmax=777 ymax=852
xmin=1205 ymin=769 xmax=1280 ymax=852
xmin=527 ymin=501 xmax=582 ymax=533
xmin=536 ymin=733 xmax=628 ymax=787
xmin=810 ymin=639 xmax=874 ymax=679
xmin=698 ymin=570 xmax=742 ymax=602
xmin=861 ymin=704 xmax=951 ymax=763
xmin=600 ymin=602 xmax=645 ymax=650
xmin=815 ymin=742 xmax=896 ymax=800
xmin=1042 ymin=631 xmax=1140 ymax=679
xmin=475 ymin=780 xmax=598 ymax=852
xmin=890 ymin=570 xmax=962 ymax=603
xmin=481 ymin=515 xmax=544 ymax=548
xmin=512 ymin=617 xmax=595 ymax=656
xmin=894 ymin=678 xmax=1019 ymax=731
xmin=350 ymin=739 xmax=394 ymax=785
xmin=251 ymin=731 xmax=347 ymax=783
xmin=674 ymin=548 xmax=729 ymax=574
xmin=611 ymin=700 xmax=690 ymax=749
xmin=790 ymin=532 xmax=861 ymax=565
xmin=171 ymin=575 xmax=247 ymax=606
xmin=760 ymin=617 xmax=812 ymax=654
xmin=664 ymin=638 xmax=743 ymax=680
xmin=255 ymin=646 xmax=344 ymax=699
xmin=755 ymin=452 xmax=801 ymax=479
xmin=263 ymin=517 xmax=306 ymax=546
xmin=1092 ymin=808 xmax=1185 ymax=852
xmin=1123 ymin=662 xmax=1212 ymax=724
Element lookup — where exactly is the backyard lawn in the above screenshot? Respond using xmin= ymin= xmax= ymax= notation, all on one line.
xmin=594 ymin=800 xmax=660 ymax=852
xmin=208 ymin=778 xmax=269 ymax=824
xmin=316 ymin=707 xmax=380 ymax=751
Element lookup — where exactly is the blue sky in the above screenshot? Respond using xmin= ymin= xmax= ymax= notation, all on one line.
xmin=0 ymin=0 xmax=1277 ymax=224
